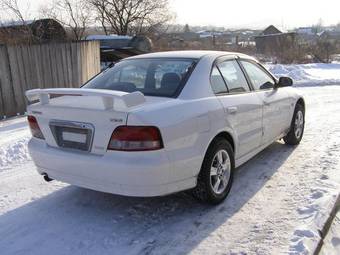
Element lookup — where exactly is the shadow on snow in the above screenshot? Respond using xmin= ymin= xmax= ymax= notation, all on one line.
xmin=0 ymin=141 xmax=296 ymax=255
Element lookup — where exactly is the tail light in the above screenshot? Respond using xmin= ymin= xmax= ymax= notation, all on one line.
xmin=27 ymin=115 xmax=45 ymax=139
xmin=108 ymin=126 xmax=163 ymax=151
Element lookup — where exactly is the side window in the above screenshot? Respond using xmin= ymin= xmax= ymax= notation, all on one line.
xmin=241 ymin=61 xmax=276 ymax=90
xmin=210 ymin=66 xmax=228 ymax=94
xmin=217 ymin=60 xmax=250 ymax=93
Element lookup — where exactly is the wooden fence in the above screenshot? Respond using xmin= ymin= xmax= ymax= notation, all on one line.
xmin=0 ymin=41 xmax=100 ymax=119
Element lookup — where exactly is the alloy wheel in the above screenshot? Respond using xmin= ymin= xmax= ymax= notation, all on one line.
xmin=294 ymin=110 xmax=304 ymax=139
xmin=210 ymin=149 xmax=231 ymax=194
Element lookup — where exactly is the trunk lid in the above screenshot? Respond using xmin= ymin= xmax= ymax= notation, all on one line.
xmin=26 ymin=89 xmax=145 ymax=155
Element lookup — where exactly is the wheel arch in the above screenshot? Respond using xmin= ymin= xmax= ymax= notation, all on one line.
xmin=203 ymin=131 xmax=236 ymax=160
xmin=214 ymin=131 xmax=235 ymax=152
xmin=296 ymin=97 xmax=305 ymax=109
xmin=193 ymin=130 xmax=236 ymax=203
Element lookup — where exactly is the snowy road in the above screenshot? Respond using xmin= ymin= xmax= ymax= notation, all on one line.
xmin=1 ymin=86 xmax=340 ymax=254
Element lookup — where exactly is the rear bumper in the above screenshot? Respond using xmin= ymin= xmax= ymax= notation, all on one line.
xmin=28 ymin=138 xmax=196 ymax=197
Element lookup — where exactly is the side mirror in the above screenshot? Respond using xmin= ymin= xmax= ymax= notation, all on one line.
xmin=275 ymin=77 xmax=293 ymax=88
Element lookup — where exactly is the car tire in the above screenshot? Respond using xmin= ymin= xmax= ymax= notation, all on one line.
xmin=192 ymin=138 xmax=234 ymax=204
xmin=283 ymin=103 xmax=305 ymax=145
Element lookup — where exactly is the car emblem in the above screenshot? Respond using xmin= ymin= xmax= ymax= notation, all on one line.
xmin=110 ymin=118 xmax=123 ymax=123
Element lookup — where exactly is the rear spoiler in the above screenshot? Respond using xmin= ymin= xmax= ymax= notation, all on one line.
xmin=25 ymin=88 xmax=146 ymax=110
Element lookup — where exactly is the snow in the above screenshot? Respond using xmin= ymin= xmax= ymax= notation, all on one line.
xmin=290 ymin=193 xmax=339 ymax=254
xmin=0 ymin=118 xmax=30 ymax=171
xmin=320 ymin=209 xmax=340 ymax=255
xmin=0 ymin=65 xmax=340 ymax=254
xmin=268 ymin=63 xmax=340 ymax=86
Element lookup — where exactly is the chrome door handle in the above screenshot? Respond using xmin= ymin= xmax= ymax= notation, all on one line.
xmin=227 ymin=107 xmax=238 ymax=114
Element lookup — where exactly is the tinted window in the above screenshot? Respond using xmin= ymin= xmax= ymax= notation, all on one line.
xmin=241 ymin=61 xmax=276 ymax=90
xmin=211 ymin=66 xmax=228 ymax=94
xmin=83 ymin=59 xmax=196 ymax=97
xmin=217 ymin=60 xmax=249 ymax=93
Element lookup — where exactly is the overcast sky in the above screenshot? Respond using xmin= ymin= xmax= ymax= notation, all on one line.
xmin=10 ymin=0 xmax=340 ymax=30
xmin=170 ymin=0 xmax=340 ymax=29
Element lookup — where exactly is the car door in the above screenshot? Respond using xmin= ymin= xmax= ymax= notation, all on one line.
xmin=211 ymin=58 xmax=263 ymax=159
xmin=239 ymin=59 xmax=291 ymax=145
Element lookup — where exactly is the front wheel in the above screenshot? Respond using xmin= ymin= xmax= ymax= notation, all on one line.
xmin=192 ymin=139 xmax=234 ymax=204
xmin=284 ymin=103 xmax=305 ymax=145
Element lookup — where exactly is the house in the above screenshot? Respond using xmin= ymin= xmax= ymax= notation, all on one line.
xmin=319 ymin=30 xmax=340 ymax=42
xmin=295 ymin=27 xmax=318 ymax=45
xmin=296 ymin=27 xmax=315 ymax=35
xmin=261 ymin=25 xmax=282 ymax=35
xmin=196 ymin=30 xmax=223 ymax=38
xmin=255 ymin=25 xmax=296 ymax=54
xmin=177 ymin=31 xmax=199 ymax=41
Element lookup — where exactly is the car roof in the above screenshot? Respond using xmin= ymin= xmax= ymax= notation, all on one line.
xmin=125 ymin=50 xmax=254 ymax=60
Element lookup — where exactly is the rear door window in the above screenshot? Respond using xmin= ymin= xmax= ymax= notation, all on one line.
xmin=211 ymin=66 xmax=228 ymax=94
xmin=217 ymin=60 xmax=250 ymax=93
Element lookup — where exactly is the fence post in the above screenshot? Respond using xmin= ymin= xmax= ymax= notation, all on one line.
xmin=0 ymin=45 xmax=17 ymax=118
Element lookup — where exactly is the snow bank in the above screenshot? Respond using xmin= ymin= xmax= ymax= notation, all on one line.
xmin=290 ymin=192 xmax=339 ymax=254
xmin=320 ymin=208 xmax=340 ymax=255
xmin=0 ymin=138 xmax=30 ymax=170
xmin=267 ymin=63 xmax=340 ymax=86
xmin=0 ymin=118 xmax=31 ymax=171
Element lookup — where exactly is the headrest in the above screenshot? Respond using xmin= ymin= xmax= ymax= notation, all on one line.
xmin=161 ymin=73 xmax=181 ymax=90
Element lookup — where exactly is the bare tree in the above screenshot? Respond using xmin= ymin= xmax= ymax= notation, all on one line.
xmin=89 ymin=0 xmax=173 ymax=35
xmin=0 ymin=6 xmax=3 ymax=25
xmin=41 ymin=0 xmax=93 ymax=40
xmin=89 ymin=0 xmax=109 ymax=35
xmin=183 ymin=24 xmax=190 ymax=33
xmin=0 ymin=0 xmax=35 ymax=43
xmin=0 ymin=0 xmax=28 ymax=23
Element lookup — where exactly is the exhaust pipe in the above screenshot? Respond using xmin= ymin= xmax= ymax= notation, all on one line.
xmin=43 ymin=174 xmax=53 ymax=182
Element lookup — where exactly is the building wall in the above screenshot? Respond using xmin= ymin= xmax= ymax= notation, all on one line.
xmin=255 ymin=33 xmax=296 ymax=54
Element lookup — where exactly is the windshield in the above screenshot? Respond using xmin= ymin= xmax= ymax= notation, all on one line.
xmin=83 ymin=58 xmax=197 ymax=97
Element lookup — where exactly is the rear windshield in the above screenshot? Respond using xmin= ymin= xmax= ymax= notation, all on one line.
xmin=83 ymin=58 xmax=196 ymax=97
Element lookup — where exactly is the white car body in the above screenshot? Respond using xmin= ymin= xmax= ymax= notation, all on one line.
xmin=26 ymin=51 xmax=304 ymax=197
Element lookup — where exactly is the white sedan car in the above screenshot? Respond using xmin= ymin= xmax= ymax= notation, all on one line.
xmin=26 ymin=51 xmax=305 ymax=204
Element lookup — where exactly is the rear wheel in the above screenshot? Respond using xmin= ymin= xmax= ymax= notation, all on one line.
xmin=192 ymin=138 xmax=234 ymax=204
xmin=284 ymin=103 xmax=305 ymax=145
